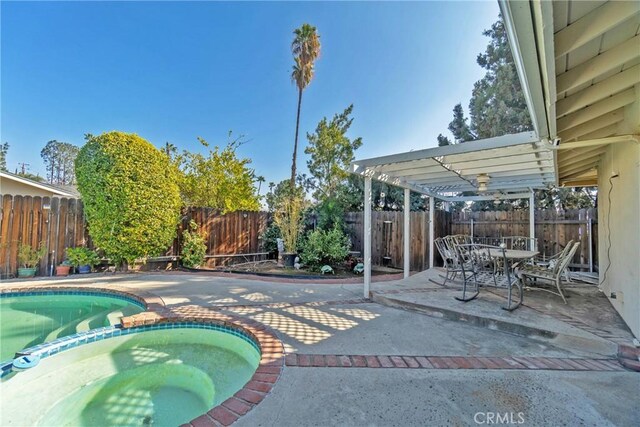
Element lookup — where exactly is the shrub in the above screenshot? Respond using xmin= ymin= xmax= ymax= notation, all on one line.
xmin=273 ymin=185 xmax=305 ymax=253
xmin=181 ymin=220 xmax=207 ymax=268
xmin=75 ymin=132 xmax=181 ymax=269
xmin=300 ymin=226 xmax=350 ymax=271
xmin=65 ymin=247 xmax=100 ymax=268
xmin=17 ymin=243 xmax=46 ymax=268
xmin=260 ymin=222 xmax=281 ymax=256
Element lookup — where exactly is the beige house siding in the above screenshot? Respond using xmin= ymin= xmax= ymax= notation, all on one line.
xmin=0 ymin=178 xmax=60 ymax=197
xmin=598 ymin=140 xmax=640 ymax=337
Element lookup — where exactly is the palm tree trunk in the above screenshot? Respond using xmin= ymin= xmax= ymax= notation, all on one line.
xmin=291 ymin=87 xmax=303 ymax=187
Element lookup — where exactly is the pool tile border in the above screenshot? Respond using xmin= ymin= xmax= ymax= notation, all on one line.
xmin=1 ymin=284 xmax=284 ymax=426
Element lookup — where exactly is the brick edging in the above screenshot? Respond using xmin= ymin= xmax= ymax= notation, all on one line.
xmin=0 ymin=283 xmax=166 ymax=311
xmin=122 ymin=303 xmax=284 ymax=426
xmin=2 ymin=284 xmax=284 ymax=426
xmin=284 ymin=353 xmax=627 ymax=371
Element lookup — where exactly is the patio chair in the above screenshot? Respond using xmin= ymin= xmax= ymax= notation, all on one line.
xmin=532 ymin=240 xmax=574 ymax=281
xmin=453 ymin=244 xmax=497 ymax=301
xmin=430 ymin=237 xmax=458 ymax=286
xmin=501 ymin=236 xmax=537 ymax=251
xmin=518 ymin=241 xmax=580 ymax=304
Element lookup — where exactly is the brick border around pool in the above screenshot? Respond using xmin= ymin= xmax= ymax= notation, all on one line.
xmin=284 ymin=353 xmax=626 ymax=371
xmin=1 ymin=284 xmax=284 ymax=427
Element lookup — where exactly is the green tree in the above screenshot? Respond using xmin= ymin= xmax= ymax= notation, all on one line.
xmin=448 ymin=104 xmax=476 ymax=143
xmin=178 ymin=133 xmax=260 ymax=213
xmin=41 ymin=140 xmax=80 ymax=184
xmin=436 ymin=134 xmax=451 ymax=147
xmin=75 ymin=131 xmax=181 ymax=269
xmin=305 ymin=105 xmax=363 ymax=202
xmin=469 ymin=17 xmax=532 ymax=138
xmin=0 ymin=143 xmax=8 ymax=172
xmin=290 ymin=23 xmax=321 ymax=187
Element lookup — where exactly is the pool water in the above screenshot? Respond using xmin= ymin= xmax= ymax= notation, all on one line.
xmin=1 ymin=328 xmax=260 ymax=426
xmin=0 ymin=294 xmax=144 ymax=361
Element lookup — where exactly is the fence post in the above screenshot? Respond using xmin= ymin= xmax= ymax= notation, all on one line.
xmin=470 ymin=217 xmax=474 ymax=239
xmin=588 ymin=217 xmax=593 ymax=273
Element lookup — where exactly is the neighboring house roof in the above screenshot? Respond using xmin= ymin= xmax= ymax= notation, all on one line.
xmin=500 ymin=0 xmax=640 ymax=186
xmin=0 ymin=171 xmax=79 ymax=197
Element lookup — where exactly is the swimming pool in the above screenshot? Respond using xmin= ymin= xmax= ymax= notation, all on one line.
xmin=1 ymin=325 xmax=260 ymax=426
xmin=0 ymin=292 xmax=145 ymax=361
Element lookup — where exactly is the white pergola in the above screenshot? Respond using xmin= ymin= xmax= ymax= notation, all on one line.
xmin=351 ymin=131 xmax=557 ymax=298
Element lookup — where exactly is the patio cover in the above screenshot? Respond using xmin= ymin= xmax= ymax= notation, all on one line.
xmin=351 ymin=131 xmax=555 ymax=201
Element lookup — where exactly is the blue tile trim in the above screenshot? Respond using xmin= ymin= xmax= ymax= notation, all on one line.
xmin=0 ymin=290 xmax=146 ymax=310
xmin=0 ymin=322 xmax=260 ymax=378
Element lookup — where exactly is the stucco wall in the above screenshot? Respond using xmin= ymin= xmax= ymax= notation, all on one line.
xmin=0 ymin=178 xmax=58 ymax=197
xmin=597 ymin=140 xmax=640 ymax=338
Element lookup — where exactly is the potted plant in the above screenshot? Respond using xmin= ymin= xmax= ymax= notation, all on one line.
xmin=55 ymin=260 xmax=72 ymax=276
xmin=66 ymin=247 xmax=100 ymax=274
xmin=273 ymin=186 xmax=305 ymax=268
xmin=17 ymin=243 xmax=46 ymax=278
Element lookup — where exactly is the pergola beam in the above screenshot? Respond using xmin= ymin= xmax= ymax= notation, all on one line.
xmin=554 ymin=134 xmax=640 ymax=150
xmin=445 ymin=192 xmax=531 ymax=202
xmin=554 ymin=1 xmax=639 ymax=58
xmin=351 ymin=131 xmax=538 ymax=169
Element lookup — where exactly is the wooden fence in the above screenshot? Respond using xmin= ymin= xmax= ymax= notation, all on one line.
xmin=0 ymin=195 xmax=90 ymax=277
xmin=344 ymin=210 xmax=451 ymax=271
xmin=451 ymin=209 xmax=598 ymax=271
xmin=0 ymin=196 xmax=268 ymax=277
xmin=170 ymin=207 xmax=269 ymax=267
xmin=0 ymin=195 xmax=598 ymax=277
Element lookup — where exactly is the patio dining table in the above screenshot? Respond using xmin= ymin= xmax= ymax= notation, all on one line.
xmin=486 ymin=248 xmax=539 ymax=261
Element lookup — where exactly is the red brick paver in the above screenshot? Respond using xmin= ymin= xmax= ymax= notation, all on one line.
xmin=284 ymin=353 xmax=625 ymax=372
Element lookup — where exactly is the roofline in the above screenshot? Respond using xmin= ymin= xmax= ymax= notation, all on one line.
xmin=0 ymin=172 xmax=77 ymax=197
xmin=351 ymin=131 xmax=539 ymax=170
xmin=499 ymin=0 xmax=551 ymax=139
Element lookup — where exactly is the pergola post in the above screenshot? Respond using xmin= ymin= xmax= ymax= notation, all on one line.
xmin=429 ymin=196 xmax=435 ymax=269
xmin=529 ymin=190 xmax=536 ymax=251
xmin=403 ymin=188 xmax=410 ymax=278
xmin=364 ymin=176 xmax=372 ymax=298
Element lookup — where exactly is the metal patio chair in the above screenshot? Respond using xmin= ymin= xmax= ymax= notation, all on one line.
xmin=454 ymin=244 xmax=522 ymax=311
xmin=518 ymin=242 xmax=580 ymax=304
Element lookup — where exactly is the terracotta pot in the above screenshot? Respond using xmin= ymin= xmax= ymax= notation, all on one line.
xmin=56 ymin=265 xmax=71 ymax=276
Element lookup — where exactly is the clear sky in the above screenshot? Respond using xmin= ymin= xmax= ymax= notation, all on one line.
xmin=1 ymin=0 xmax=500 ymax=187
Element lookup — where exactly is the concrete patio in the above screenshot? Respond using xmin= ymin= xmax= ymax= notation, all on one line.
xmin=5 ymin=270 xmax=638 ymax=426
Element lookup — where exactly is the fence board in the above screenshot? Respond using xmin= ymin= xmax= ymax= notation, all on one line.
xmin=451 ymin=208 xmax=598 ymax=270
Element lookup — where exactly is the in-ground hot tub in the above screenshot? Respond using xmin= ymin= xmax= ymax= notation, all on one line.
xmin=1 ymin=324 xmax=260 ymax=426
xmin=0 ymin=291 xmax=145 ymax=361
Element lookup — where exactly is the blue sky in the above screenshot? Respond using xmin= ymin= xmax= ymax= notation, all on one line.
xmin=1 ymin=0 xmax=499 ymax=187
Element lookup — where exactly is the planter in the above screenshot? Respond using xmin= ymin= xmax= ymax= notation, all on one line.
xmin=77 ymin=265 xmax=91 ymax=274
xmin=17 ymin=267 xmax=37 ymax=278
xmin=56 ymin=265 xmax=71 ymax=276
xmin=282 ymin=253 xmax=298 ymax=268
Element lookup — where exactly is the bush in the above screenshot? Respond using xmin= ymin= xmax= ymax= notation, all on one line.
xmin=17 ymin=243 xmax=46 ymax=268
xmin=300 ymin=226 xmax=350 ymax=271
xmin=181 ymin=221 xmax=207 ymax=268
xmin=273 ymin=185 xmax=305 ymax=254
xmin=260 ymin=222 xmax=281 ymax=256
xmin=75 ymin=131 xmax=181 ymax=268
xmin=66 ymin=247 xmax=100 ymax=268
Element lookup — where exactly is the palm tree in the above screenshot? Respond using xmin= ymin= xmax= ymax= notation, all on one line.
xmin=256 ymin=175 xmax=266 ymax=195
xmin=290 ymin=23 xmax=320 ymax=187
